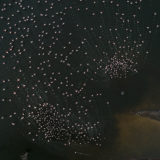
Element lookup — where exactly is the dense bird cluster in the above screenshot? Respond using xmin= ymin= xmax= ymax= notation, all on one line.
xmin=0 ymin=0 xmax=159 ymax=146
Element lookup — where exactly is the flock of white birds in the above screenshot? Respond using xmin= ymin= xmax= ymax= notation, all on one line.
xmin=0 ymin=0 xmax=159 ymax=146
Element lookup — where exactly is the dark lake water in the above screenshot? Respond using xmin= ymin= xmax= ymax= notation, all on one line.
xmin=0 ymin=0 xmax=160 ymax=160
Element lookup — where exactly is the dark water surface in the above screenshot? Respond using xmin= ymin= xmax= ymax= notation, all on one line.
xmin=0 ymin=0 xmax=160 ymax=160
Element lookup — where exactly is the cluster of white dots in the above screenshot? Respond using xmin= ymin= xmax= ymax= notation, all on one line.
xmin=0 ymin=0 xmax=159 ymax=146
